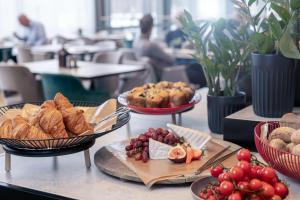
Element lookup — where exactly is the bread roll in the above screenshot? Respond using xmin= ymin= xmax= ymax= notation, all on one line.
xmin=269 ymin=127 xmax=295 ymax=143
xmin=269 ymin=138 xmax=286 ymax=151
xmin=291 ymin=129 xmax=300 ymax=144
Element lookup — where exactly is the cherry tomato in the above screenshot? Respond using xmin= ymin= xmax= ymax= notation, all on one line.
xmin=237 ymin=149 xmax=251 ymax=162
xmin=237 ymin=181 xmax=249 ymax=194
xmin=219 ymin=181 xmax=234 ymax=196
xmin=261 ymin=182 xmax=275 ymax=198
xmin=249 ymin=178 xmax=263 ymax=191
xmin=218 ymin=172 xmax=231 ymax=182
xmin=237 ymin=160 xmax=251 ymax=175
xmin=271 ymin=195 xmax=283 ymax=200
xmin=242 ymin=176 xmax=250 ymax=182
xmin=250 ymin=165 xmax=263 ymax=179
xmin=274 ymin=182 xmax=289 ymax=199
xmin=228 ymin=192 xmax=242 ymax=200
xmin=230 ymin=166 xmax=244 ymax=182
xmin=210 ymin=165 xmax=223 ymax=178
xmin=271 ymin=176 xmax=279 ymax=186
xmin=261 ymin=167 xmax=276 ymax=183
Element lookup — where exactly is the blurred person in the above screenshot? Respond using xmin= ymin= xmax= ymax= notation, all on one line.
xmin=134 ymin=14 xmax=175 ymax=73
xmin=14 ymin=14 xmax=47 ymax=46
xmin=165 ymin=12 xmax=186 ymax=48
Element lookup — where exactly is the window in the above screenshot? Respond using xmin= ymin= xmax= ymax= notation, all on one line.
xmin=171 ymin=0 xmax=228 ymax=20
xmin=0 ymin=0 xmax=95 ymax=38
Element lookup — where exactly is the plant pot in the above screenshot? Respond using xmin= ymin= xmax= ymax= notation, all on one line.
xmin=207 ymin=93 xmax=246 ymax=134
xmin=252 ymin=53 xmax=296 ymax=117
xmin=238 ymin=70 xmax=252 ymax=105
xmin=295 ymin=60 xmax=300 ymax=107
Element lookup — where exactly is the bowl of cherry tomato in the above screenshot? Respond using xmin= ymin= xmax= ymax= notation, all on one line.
xmin=190 ymin=148 xmax=289 ymax=200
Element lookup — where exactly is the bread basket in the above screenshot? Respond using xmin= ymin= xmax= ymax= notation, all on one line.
xmin=254 ymin=121 xmax=300 ymax=180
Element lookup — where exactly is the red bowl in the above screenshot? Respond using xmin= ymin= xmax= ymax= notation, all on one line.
xmin=254 ymin=121 xmax=300 ymax=180
xmin=118 ymin=91 xmax=201 ymax=115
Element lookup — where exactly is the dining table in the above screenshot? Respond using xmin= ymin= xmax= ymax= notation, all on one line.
xmin=21 ymin=59 xmax=145 ymax=79
xmin=31 ymin=44 xmax=116 ymax=58
xmin=0 ymin=88 xmax=299 ymax=200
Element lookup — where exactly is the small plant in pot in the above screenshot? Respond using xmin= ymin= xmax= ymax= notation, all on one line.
xmin=178 ymin=11 xmax=249 ymax=134
xmin=233 ymin=0 xmax=300 ymax=117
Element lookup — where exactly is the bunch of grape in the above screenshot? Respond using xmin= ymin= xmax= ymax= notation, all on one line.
xmin=199 ymin=149 xmax=289 ymax=200
xmin=125 ymin=128 xmax=180 ymax=163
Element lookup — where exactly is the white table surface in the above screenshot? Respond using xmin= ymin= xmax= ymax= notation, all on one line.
xmin=0 ymin=88 xmax=299 ymax=200
xmin=31 ymin=44 xmax=115 ymax=55
xmin=20 ymin=59 xmax=145 ymax=79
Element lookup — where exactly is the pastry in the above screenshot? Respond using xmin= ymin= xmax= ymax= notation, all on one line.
xmin=127 ymin=81 xmax=195 ymax=108
xmin=60 ymin=108 xmax=92 ymax=135
xmin=0 ymin=119 xmax=13 ymax=138
xmin=54 ymin=93 xmax=92 ymax=135
xmin=286 ymin=143 xmax=295 ymax=152
xmin=169 ymin=89 xmax=188 ymax=107
xmin=146 ymin=89 xmax=169 ymax=108
xmin=54 ymin=92 xmax=73 ymax=110
xmin=127 ymin=87 xmax=146 ymax=107
xmin=31 ymin=107 xmax=68 ymax=139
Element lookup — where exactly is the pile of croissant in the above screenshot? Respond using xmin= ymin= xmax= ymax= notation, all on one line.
xmin=0 ymin=93 xmax=93 ymax=140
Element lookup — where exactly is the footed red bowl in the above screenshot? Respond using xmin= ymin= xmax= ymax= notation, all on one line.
xmin=118 ymin=90 xmax=201 ymax=115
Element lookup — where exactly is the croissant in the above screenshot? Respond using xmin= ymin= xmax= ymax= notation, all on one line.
xmin=41 ymin=100 xmax=56 ymax=109
xmin=37 ymin=108 xmax=68 ymax=138
xmin=13 ymin=123 xmax=31 ymax=139
xmin=0 ymin=119 xmax=13 ymax=138
xmin=27 ymin=126 xmax=52 ymax=140
xmin=54 ymin=92 xmax=92 ymax=135
xmin=54 ymin=92 xmax=73 ymax=110
xmin=61 ymin=108 xmax=93 ymax=135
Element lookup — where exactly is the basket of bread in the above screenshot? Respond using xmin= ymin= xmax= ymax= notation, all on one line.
xmin=254 ymin=113 xmax=300 ymax=180
xmin=0 ymin=93 xmax=129 ymax=150
xmin=118 ymin=81 xmax=201 ymax=114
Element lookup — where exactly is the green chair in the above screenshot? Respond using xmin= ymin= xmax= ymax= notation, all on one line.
xmin=41 ymin=74 xmax=109 ymax=103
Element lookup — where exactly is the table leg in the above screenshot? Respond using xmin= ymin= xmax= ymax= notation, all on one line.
xmin=178 ymin=113 xmax=182 ymax=126
xmin=84 ymin=149 xmax=91 ymax=169
xmin=172 ymin=114 xmax=177 ymax=125
xmin=53 ymin=156 xmax=58 ymax=169
xmin=5 ymin=152 xmax=11 ymax=172
xmin=126 ymin=122 xmax=131 ymax=139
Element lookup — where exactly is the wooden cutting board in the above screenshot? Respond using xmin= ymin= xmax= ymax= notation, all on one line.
xmin=94 ymin=139 xmax=240 ymax=185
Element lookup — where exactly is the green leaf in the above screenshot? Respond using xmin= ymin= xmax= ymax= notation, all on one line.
xmin=248 ymin=0 xmax=256 ymax=6
xmin=279 ymin=30 xmax=300 ymax=59
xmin=268 ymin=13 xmax=283 ymax=40
xmin=250 ymin=32 xmax=274 ymax=54
xmin=291 ymin=0 xmax=300 ymax=10
xmin=254 ymin=3 xmax=268 ymax=26
xmin=271 ymin=3 xmax=291 ymax=23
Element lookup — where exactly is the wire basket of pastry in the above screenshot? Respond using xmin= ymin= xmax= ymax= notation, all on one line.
xmin=0 ymin=93 xmax=130 ymax=150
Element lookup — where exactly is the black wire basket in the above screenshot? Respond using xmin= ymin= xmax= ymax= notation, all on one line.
xmin=0 ymin=101 xmax=130 ymax=150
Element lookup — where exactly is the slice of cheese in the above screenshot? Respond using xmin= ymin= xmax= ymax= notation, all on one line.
xmin=149 ymin=138 xmax=172 ymax=160
xmin=167 ymin=124 xmax=211 ymax=149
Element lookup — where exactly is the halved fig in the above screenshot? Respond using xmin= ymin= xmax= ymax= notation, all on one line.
xmin=168 ymin=145 xmax=187 ymax=163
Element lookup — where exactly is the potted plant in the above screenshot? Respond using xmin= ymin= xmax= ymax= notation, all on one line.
xmin=179 ymin=11 xmax=249 ymax=134
xmin=233 ymin=0 xmax=300 ymax=117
